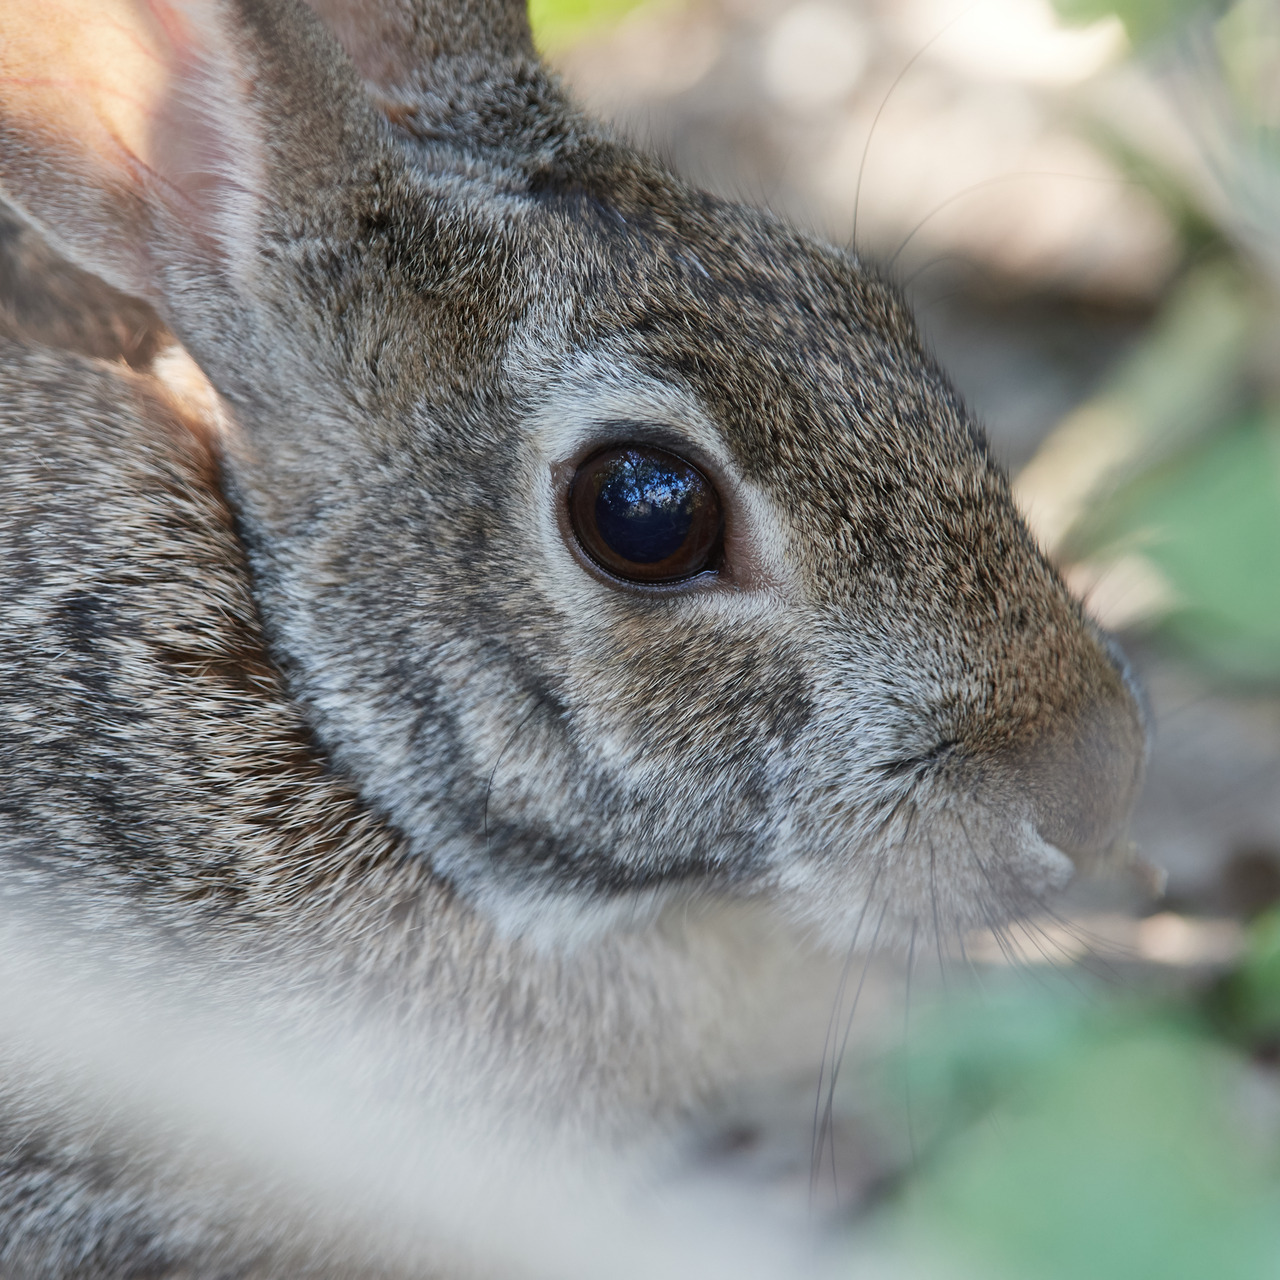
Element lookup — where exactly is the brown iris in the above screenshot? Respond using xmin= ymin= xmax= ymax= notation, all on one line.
xmin=568 ymin=445 xmax=723 ymax=583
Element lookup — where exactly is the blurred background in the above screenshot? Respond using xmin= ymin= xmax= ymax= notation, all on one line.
xmin=526 ymin=0 xmax=1280 ymax=1273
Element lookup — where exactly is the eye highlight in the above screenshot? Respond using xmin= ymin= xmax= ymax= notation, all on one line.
xmin=568 ymin=445 xmax=723 ymax=584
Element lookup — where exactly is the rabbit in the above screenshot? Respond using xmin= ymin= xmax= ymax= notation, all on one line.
xmin=0 ymin=0 xmax=1149 ymax=1273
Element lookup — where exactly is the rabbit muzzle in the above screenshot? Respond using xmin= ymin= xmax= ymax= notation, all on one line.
xmin=782 ymin=597 xmax=1149 ymax=946
xmin=1017 ymin=670 xmax=1149 ymax=870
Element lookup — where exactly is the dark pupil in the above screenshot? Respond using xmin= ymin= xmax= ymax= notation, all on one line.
xmin=594 ymin=453 xmax=701 ymax=565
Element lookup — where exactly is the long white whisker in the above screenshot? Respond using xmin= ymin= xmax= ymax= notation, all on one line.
xmin=809 ymin=860 xmax=883 ymax=1211
xmin=817 ymin=884 xmax=892 ymax=1209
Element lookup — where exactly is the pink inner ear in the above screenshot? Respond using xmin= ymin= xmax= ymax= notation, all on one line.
xmin=0 ymin=0 xmax=184 ymax=178
xmin=0 ymin=0 xmax=265 ymax=293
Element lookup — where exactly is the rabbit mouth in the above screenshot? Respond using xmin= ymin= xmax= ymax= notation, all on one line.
xmin=773 ymin=798 xmax=1079 ymax=952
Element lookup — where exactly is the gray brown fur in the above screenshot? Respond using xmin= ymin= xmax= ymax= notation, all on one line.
xmin=0 ymin=204 xmax=167 ymax=367
xmin=0 ymin=0 xmax=1146 ymax=1273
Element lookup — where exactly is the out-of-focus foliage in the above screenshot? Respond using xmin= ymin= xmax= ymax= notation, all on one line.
xmin=529 ymin=0 xmax=649 ymax=51
xmin=1084 ymin=408 xmax=1280 ymax=679
xmin=1054 ymin=0 xmax=1212 ymax=43
xmin=1037 ymin=0 xmax=1280 ymax=682
xmin=1215 ymin=907 xmax=1280 ymax=1042
xmin=869 ymin=965 xmax=1280 ymax=1280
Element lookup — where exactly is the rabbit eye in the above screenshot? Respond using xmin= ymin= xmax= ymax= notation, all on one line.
xmin=569 ymin=445 xmax=723 ymax=584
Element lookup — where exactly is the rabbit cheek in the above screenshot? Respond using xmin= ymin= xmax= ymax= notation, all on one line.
xmin=541 ymin=619 xmax=812 ymax=873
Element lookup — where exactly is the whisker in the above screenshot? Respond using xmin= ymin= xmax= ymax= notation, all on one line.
xmin=814 ymin=882 xmax=892 ymax=1211
xmin=1023 ymin=900 xmax=1130 ymax=983
xmin=803 ymin=844 xmax=885 ymax=1192
xmin=810 ymin=856 xmax=887 ymax=1209
xmin=851 ymin=2 xmax=981 ymax=250
xmin=954 ymin=912 xmax=988 ymax=997
xmin=887 ymin=171 xmax=1139 ymax=270
xmin=964 ymin=795 xmax=1130 ymax=983
xmin=952 ymin=808 xmax=1045 ymax=981
xmin=828 ymin=891 xmax=892 ymax=1201
xmin=929 ymin=834 xmax=949 ymax=990
xmin=1005 ymin=913 xmax=1092 ymax=996
xmin=482 ymin=705 xmax=538 ymax=851
xmin=902 ymin=916 xmax=919 ymax=1168
xmin=899 ymin=251 xmax=986 ymax=293
xmin=957 ymin=814 xmax=1085 ymax=993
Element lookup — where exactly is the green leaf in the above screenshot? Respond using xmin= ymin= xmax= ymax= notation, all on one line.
xmin=881 ymin=987 xmax=1280 ymax=1280
xmin=529 ymin=0 xmax=654 ymax=51
xmin=905 ymin=1029 xmax=1279 ymax=1280
xmin=1215 ymin=907 xmax=1280 ymax=1041
xmin=1051 ymin=0 xmax=1221 ymax=44
xmin=1094 ymin=412 xmax=1280 ymax=680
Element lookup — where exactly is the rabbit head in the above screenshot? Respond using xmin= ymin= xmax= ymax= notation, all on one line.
xmin=0 ymin=0 xmax=1147 ymax=947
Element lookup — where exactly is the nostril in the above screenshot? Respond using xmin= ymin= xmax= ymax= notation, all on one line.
xmin=881 ymin=738 xmax=959 ymax=780
xmin=1025 ymin=686 xmax=1149 ymax=862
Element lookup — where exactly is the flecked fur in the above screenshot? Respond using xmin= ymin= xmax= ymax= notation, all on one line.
xmin=0 ymin=0 xmax=1146 ymax=1273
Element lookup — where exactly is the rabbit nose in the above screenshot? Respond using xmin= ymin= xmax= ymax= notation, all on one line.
xmin=1020 ymin=664 xmax=1148 ymax=863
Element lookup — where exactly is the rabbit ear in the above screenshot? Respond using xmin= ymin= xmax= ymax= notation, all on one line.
xmin=304 ymin=0 xmax=535 ymax=103
xmin=301 ymin=0 xmax=558 ymax=152
xmin=0 ymin=0 xmax=375 ymax=310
